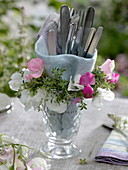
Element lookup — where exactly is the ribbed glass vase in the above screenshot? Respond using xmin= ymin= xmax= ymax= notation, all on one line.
xmin=40 ymin=102 xmax=82 ymax=159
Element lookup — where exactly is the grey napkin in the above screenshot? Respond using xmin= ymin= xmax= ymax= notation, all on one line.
xmin=35 ymin=35 xmax=97 ymax=80
xmin=95 ymin=117 xmax=128 ymax=166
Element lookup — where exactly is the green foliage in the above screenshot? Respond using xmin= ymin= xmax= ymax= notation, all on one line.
xmin=20 ymin=66 xmax=115 ymax=110
xmin=108 ymin=113 xmax=128 ymax=129
xmin=79 ymin=101 xmax=87 ymax=110
xmin=93 ymin=0 xmax=128 ymax=58
xmin=92 ymin=67 xmax=115 ymax=96
xmin=79 ymin=158 xmax=87 ymax=165
xmin=117 ymin=74 xmax=128 ymax=97
xmin=23 ymin=68 xmax=85 ymax=106
xmin=0 ymin=0 xmax=19 ymax=16
xmin=0 ymin=4 xmax=36 ymax=96
xmin=48 ymin=0 xmax=89 ymax=10
xmin=48 ymin=0 xmax=71 ymax=10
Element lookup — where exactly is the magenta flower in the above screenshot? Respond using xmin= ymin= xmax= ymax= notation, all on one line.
xmin=99 ymin=59 xmax=115 ymax=79
xmin=109 ymin=73 xmax=120 ymax=84
xmin=26 ymin=58 xmax=44 ymax=80
xmin=82 ymin=85 xmax=94 ymax=98
xmin=79 ymin=72 xmax=95 ymax=86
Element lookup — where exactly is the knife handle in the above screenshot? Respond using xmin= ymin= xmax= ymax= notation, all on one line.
xmin=47 ymin=30 xmax=56 ymax=55
xmin=88 ymin=26 xmax=103 ymax=55
xmin=60 ymin=5 xmax=70 ymax=54
xmin=70 ymin=8 xmax=75 ymax=17
xmin=65 ymin=24 xmax=75 ymax=54
xmin=81 ymin=7 xmax=95 ymax=49
xmin=71 ymin=27 xmax=83 ymax=56
xmin=84 ymin=27 xmax=96 ymax=51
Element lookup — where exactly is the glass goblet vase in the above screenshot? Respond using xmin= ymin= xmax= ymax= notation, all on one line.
xmin=40 ymin=102 xmax=82 ymax=159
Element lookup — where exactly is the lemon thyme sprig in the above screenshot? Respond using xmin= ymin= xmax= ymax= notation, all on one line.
xmin=108 ymin=113 xmax=128 ymax=129
xmin=21 ymin=68 xmax=85 ymax=106
xmin=92 ymin=67 xmax=115 ymax=97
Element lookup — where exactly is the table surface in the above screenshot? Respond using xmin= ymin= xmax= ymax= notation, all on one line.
xmin=0 ymin=97 xmax=128 ymax=170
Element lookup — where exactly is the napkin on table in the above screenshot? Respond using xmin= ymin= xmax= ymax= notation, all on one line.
xmin=95 ymin=119 xmax=128 ymax=166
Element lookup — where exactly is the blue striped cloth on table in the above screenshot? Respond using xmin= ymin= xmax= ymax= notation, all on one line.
xmin=95 ymin=124 xmax=128 ymax=165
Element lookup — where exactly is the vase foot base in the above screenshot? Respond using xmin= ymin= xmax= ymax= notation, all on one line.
xmin=40 ymin=142 xmax=81 ymax=159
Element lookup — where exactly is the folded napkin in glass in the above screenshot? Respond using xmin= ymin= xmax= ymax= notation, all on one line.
xmin=95 ymin=126 xmax=128 ymax=165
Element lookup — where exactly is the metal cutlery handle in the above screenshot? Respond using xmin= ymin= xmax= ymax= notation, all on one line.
xmin=81 ymin=7 xmax=95 ymax=51
xmin=71 ymin=27 xmax=83 ymax=55
xmin=88 ymin=26 xmax=103 ymax=55
xmin=57 ymin=5 xmax=103 ymax=57
xmin=84 ymin=27 xmax=96 ymax=51
xmin=47 ymin=30 xmax=56 ymax=55
xmin=70 ymin=8 xmax=75 ymax=17
xmin=60 ymin=5 xmax=70 ymax=53
xmin=65 ymin=14 xmax=79 ymax=54
xmin=65 ymin=24 xmax=75 ymax=54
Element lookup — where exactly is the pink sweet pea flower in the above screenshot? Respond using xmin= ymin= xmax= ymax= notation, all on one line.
xmin=109 ymin=73 xmax=120 ymax=84
xmin=73 ymin=97 xmax=81 ymax=104
xmin=26 ymin=58 xmax=44 ymax=80
xmin=79 ymin=72 xmax=95 ymax=86
xmin=99 ymin=59 xmax=115 ymax=79
xmin=82 ymin=85 xmax=94 ymax=98
xmin=2 ymin=146 xmax=13 ymax=162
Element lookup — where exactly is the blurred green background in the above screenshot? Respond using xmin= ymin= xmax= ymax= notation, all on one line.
xmin=0 ymin=0 xmax=128 ymax=97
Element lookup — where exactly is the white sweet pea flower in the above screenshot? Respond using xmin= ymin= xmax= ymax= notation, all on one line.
xmin=46 ymin=99 xmax=67 ymax=114
xmin=27 ymin=157 xmax=48 ymax=170
xmin=20 ymin=89 xmax=46 ymax=111
xmin=31 ymin=89 xmax=46 ymax=110
xmin=98 ymin=88 xmax=115 ymax=101
xmin=92 ymin=88 xmax=115 ymax=110
xmin=15 ymin=158 xmax=26 ymax=170
xmin=20 ymin=90 xmax=33 ymax=111
xmin=3 ymin=135 xmax=20 ymax=145
xmin=1 ymin=134 xmax=15 ymax=144
xmin=68 ymin=74 xmax=84 ymax=91
xmin=23 ymin=68 xmax=32 ymax=82
xmin=8 ymin=72 xmax=22 ymax=91
xmin=0 ymin=165 xmax=8 ymax=170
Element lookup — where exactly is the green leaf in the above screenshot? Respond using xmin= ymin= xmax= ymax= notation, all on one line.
xmin=79 ymin=158 xmax=87 ymax=165
xmin=9 ymin=165 xmax=15 ymax=170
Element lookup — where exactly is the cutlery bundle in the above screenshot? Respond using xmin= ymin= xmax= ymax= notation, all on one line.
xmin=35 ymin=5 xmax=98 ymax=81
xmin=37 ymin=5 xmax=103 ymax=58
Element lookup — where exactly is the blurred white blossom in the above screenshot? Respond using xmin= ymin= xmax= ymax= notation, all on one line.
xmin=20 ymin=89 xmax=46 ymax=111
xmin=27 ymin=157 xmax=48 ymax=170
xmin=68 ymin=74 xmax=84 ymax=91
xmin=92 ymin=88 xmax=115 ymax=110
xmin=8 ymin=72 xmax=23 ymax=91
xmin=0 ymin=134 xmax=48 ymax=170
xmin=20 ymin=90 xmax=33 ymax=111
